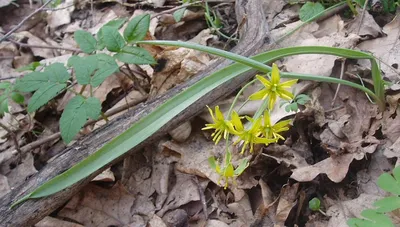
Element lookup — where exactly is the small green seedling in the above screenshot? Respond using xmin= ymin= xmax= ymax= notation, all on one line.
xmin=280 ymin=94 xmax=311 ymax=112
xmin=309 ymin=197 xmax=328 ymax=216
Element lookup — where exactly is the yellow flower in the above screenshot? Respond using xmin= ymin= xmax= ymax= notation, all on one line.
xmin=249 ymin=63 xmax=298 ymax=110
xmin=230 ymin=111 xmax=276 ymax=154
xmin=262 ymin=111 xmax=291 ymax=141
xmin=208 ymin=151 xmax=249 ymax=189
xmin=202 ymin=105 xmax=235 ymax=144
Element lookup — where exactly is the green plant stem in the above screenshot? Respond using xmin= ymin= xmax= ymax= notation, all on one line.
xmin=79 ymin=85 xmax=87 ymax=95
xmin=346 ymin=0 xmax=358 ymax=16
xmin=101 ymin=112 xmax=109 ymax=123
xmin=227 ymin=79 xmax=257 ymax=117
xmin=137 ymin=40 xmax=384 ymax=109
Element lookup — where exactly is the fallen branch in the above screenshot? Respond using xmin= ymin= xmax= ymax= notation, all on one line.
xmin=0 ymin=0 xmax=268 ymax=225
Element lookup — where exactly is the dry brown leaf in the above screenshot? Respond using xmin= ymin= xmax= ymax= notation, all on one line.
xmin=344 ymin=9 xmax=382 ymax=37
xmin=46 ymin=0 xmax=75 ymax=29
xmin=290 ymin=153 xmax=355 ymax=183
xmin=226 ymin=194 xmax=254 ymax=224
xmin=35 ymin=216 xmax=84 ymax=227
xmin=0 ymin=42 xmax=21 ymax=80
xmin=0 ymin=174 xmax=10 ymax=198
xmin=263 ymin=144 xmax=309 ymax=169
xmin=16 ymin=31 xmax=54 ymax=59
xmin=91 ymin=167 xmax=115 ymax=182
xmin=276 ymin=183 xmax=299 ymax=224
xmin=156 ymin=171 xmax=200 ymax=216
xmin=5 ymin=153 xmax=37 ymax=188
xmin=357 ymin=15 xmax=400 ymax=82
xmin=58 ymin=182 xmax=154 ymax=226
xmin=148 ymin=214 xmax=167 ymax=227
xmin=326 ymin=193 xmax=383 ymax=227
xmin=270 ymin=4 xmax=301 ymax=29
xmin=263 ymin=0 xmax=287 ymax=28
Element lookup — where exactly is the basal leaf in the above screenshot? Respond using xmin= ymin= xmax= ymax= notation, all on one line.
xmin=83 ymin=97 xmax=101 ymax=120
xmin=60 ymin=95 xmax=87 ymax=143
xmin=44 ymin=63 xmax=70 ymax=83
xmin=123 ymin=14 xmax=150 ymax=42
xmin=91 ymin=54 xmax=119 ymax=87
xmin=68 ymin=55 xmax=98 ymax=85
xmin=0 ymin=81 xmax=11 ymax=90
xmin=16 ymin=62 xmax=41 ymax=72
xmin=11 ymin=92 xmax=25 ymax=104
xmin=224 ymin=164 xmax=234 ymax=177
xmin=173 ymin=8 xmax=186 ymax=22
xmin=234 ymin=158 xmax=249 ymax=176
xmin=74 ymin=30 xmax=97 ymax=54
xmin=0 ymin=95 xmax=9 ymax=116
xmin=377 ymin=172 xmax=400 ymax=195
xmin=101 ymin=26 xmax=126 ymax=52
xmin=15 ymin=71 xmax=49 ymax=92
xmin=27 ymin=83 xmax=66 ymax=113
xmin=374 ymin=196 xmax=400 ymax=213
xmin=208 ymin=156 xmax=217 ymax=171
xmin=114 ymin=46 xmax=156 ymax=65
xmin=299 ymin=2 xmax=325 ymax=22
xmin=103 ymin=18 xmax=127 ymax=29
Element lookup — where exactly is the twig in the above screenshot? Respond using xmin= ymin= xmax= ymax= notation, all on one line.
xmin=123 ymin=64 xmax=147 ymax=96
xmin=192 ymin=177 xmax=208 ymax=220
xmin=151 ymin=1 xmax=201 ymax=19
xmin=0 ymin=56 xmax=15 ymax=60
xmin=8 ymin=39 xmax=81 ymax=53
xmin=331 ymin=59 xmax=346 ymax=107
xmin=19 ymin=96 xmax=148 ymax=153
xmin=0 ymin=121 xmax=22 ymax=158
xmin=357 ymin=0 xmax=369 ymax=35
xmin=42 ymin=4 xmax=74 ymax=11
xmin=0 ymin=0 xmax=54 ymax=43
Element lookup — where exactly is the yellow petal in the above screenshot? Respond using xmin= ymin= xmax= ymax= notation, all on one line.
xmin=271 ymin=63 xmax=280 ymax=85
xmin=263 ymin=110 xmax=272 ymax=127
xmin=231 ymin=111 xmax=244 ymax=131
xmin=280 ymin=79 xmax=298 ymax=88
xmin=278 ymin=89 xmax=295 ymax=100
xmin=215 ymin=106 xmax=225 ymax=120
xmin=206 ymin=105 xmax=216 ymax=122
xmin=249 ymin=89 xmax=269 ymax=100
xmin=268 ymin=93 xmax=277 ymax=110
xmin=256 ymin=75 xmax=272 ymax=88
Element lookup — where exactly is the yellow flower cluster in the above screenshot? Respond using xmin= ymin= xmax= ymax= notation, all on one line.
xmin=203 ymin=63 xmax=297 ymax=188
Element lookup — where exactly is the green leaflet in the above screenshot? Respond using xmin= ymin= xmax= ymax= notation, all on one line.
xmin=123 ymin=14 xmax=150 ymax=43
xmin=114 ymin=46 xmax=156 ymax=65
xmin=68 ymin=55 xmax=98 ymax=85
xmin=11 ymin=44 xmax=384 ymax=207
xmin=60 ymin=96 xmax=101 ymax=143
xmin=74 ymin=30 xmax=97 ymax=54
xmin=102 ymin=26 xmax=126 ymax=52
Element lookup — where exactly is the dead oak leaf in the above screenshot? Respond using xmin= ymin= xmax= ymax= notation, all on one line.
xmin=58 ymin=182 xmax=154 ymax=226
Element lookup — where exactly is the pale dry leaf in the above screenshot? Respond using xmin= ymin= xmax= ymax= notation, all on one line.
xmin=313 ymin=14 xmax=344 ymax=38
xmin=46 ymin=0 xmax=75 ymax=29
xmin=35 ymin=216 xmax=84 ymax=227
xmin=17 ymin=31 xmax=54 ymax=59
xmin=0 ymin=174 xmax=10 ymax=198
xmin=0 ymin=0 xmax=13 ymax=8
xmin=357 ymin=15 xmax=400 ymax=82
xmin=91 ymin=167 xmax=115 ymax=182
xmin=227 ymin=194 xmax=254 ymax=224
xmin=270 ymin=4 xmax=301 ymax=29
xmin=345 ymin=9 xmax=382 ymax=37
xmin=127 ymin=166 xmax=155 ymax=197
xmin=148 ymin=214 xmax=167 ymax=227
xmin=0 ymin=42 xmax=21 ymax=80
xmin=58 ymin=182 xmax=150 ymax=226
xmin=326 ymin=193 xmax=382 ymax=227
xmin=263 ymin=144 xmax=309 ymax=169
xmin=276 ymin=183 xmax=299 ymax=224
xmin=206 ymin=220 xmax=230 ymax=227
xmin=156 ymin=171 xmax=200 ymax=216
xmin=263 ymin=0 xmax=287 ymax=28
xmin=6 ymin=152 xmax=37 ymax=189
xmin=291 ymin=153 xmax=355 ymax=183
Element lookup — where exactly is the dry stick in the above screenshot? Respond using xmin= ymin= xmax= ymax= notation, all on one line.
xmin=18 ymin=95 xmax=148 ymax=154
xmin=0 ymin=0 xmax=54 ymax=43
xmin=150 ymin=1 xmax=200 ymax=19
xmin=8 ymin=39 xmax=81 ymax=53
xmin=122 ymin=64 xmax=147 ymax=96
xmin=0 ymin=122 xmax=22 ymax=157
xmin=331 ymin=59 xmax=346 ymax=107
xmin=192 ymin=177 xmax=208 ymax=220
xmin=42 ymin=4 xmax=74 ymax=11
xmin=357 ymin=0 xmax=369 ymax=35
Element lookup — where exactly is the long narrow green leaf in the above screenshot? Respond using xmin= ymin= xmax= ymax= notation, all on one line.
xmin=12 ymin=43 xmax=384 ymax=207
xmin=138 ymin=41 xmax=384 ymax=108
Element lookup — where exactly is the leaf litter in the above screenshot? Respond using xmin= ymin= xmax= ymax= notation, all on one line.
xmin=0 ymin=0 xmax=400 ymax=226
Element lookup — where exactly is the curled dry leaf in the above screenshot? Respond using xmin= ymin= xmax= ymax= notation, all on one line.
xmin=344 ymin=9 xmax=382 ymax=37
xmin=357 ymin=15 xmax=400 ymax=82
